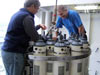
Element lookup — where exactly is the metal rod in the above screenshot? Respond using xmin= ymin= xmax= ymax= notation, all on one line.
xmin=52 ymin=0 xmax=58 ymax=24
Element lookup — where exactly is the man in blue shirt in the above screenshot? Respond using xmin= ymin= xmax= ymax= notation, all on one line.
xmin=56 ymin=5 xmax=86 ymax=36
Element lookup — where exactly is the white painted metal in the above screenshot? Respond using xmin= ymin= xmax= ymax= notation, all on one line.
xmin=39 ymin=11 xmax=46 ymax=35
xmin=46 ymin=45 xmax=54 ymax=56
xmin=70 ymin=45 xmax=83 ymax=75
xmin=45 ymin=11 xmax=52 ymax=34
xmin=46 ymin=45 xmax=54 ymax=75
xmin=82 ymin=43 xmax=90 ymax=75
xmin=40 ymin=0 xmax=100 ymax=7
xmin=53 ymin=47 xmax=70 ymax=75
xmin=47 ymin=61 xmax=54 ymax=75
xmin=33 ymin=46 xmax=46 ymax=75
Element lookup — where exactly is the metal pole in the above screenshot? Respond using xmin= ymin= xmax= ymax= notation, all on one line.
xmin=52 ymin=0 xmax=58 ymax=24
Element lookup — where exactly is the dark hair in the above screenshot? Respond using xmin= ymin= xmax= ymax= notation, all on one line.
xmin=24 ymin=0 xmax=40 ymax=8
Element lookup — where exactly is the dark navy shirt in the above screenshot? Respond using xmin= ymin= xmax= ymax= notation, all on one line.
xmin=2 ymin=8 xmax=40 ymax=53
xmin=56 ymin=10 xmax=83 ymax=35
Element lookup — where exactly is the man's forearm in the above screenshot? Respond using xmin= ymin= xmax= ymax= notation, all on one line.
xmin=23 ymin=16 xmax=39 ymax=42
xmin=78 ymin=25 xmax=85 ymax=34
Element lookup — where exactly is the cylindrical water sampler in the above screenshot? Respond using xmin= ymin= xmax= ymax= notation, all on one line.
xmin=80 ymin=34 xmax=89 ymax=49
xmin=46 ymin=34 xmax=55 ymax=75
xmin=33 ymin=35 xmax=46 ymax=75
xmin=23 ymin=41 xmax=34 ymax=75
xmin=80 ymin=34 xmax=90 ymax=75
xmin=53 ymin=34 xmax=70 ymax=75
xmin=63 ymin=34 xmax=71 ymax=55
xmin=23 ymin=55 xmax=31 ymax=75
xmin=70 ymin=35 xmax=83 ymax=75
xmin=46 ymin=34 xmax=55 ymax=56
xmin=68 ymin=33 xmax=75 ymax=44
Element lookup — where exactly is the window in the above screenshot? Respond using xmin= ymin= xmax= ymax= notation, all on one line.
xmin=0 ymin=0 xmax=25 ymax=75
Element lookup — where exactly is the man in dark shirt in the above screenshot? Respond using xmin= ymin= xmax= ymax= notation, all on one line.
xmin=1 ymin=0 xmax=46 ymax=75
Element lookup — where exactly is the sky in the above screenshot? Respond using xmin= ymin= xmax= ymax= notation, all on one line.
xmin=0 ymin=0 xmax=25 ymax=24
xmin=0 ymin=0 xmax=25 ymax=41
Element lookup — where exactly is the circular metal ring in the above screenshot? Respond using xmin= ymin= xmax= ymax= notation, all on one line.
xmin=28 ymin=50 xmax=91 ymax=61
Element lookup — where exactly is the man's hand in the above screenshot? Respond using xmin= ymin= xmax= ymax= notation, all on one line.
xmin=39 ymin=24 xmax=47 ymax=30
xmin=78 ymin=25 xmax=85 ymax=34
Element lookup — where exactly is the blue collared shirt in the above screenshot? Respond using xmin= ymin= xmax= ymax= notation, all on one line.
xmin=56 ymin=10 xmax=83 ymax=35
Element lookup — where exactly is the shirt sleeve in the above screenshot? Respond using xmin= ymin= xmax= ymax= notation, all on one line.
xmin=56 ymin=16 xmax=63 ymax=28
xmin=23 ymin=15 xmax=39 ymax=42
xmin=72 ymin=11 xmax=83 ymax=27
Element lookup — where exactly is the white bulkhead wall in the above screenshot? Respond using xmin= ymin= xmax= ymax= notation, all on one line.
xmin=40 ymin=0 xmax=100 ymax=7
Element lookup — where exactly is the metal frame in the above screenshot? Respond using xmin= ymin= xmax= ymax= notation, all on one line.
xmin=28 ymin=50 xmax=91 ymax=61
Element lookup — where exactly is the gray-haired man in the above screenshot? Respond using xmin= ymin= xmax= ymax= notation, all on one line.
xmin=1 ymin=0 xmax=46 ymax=75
